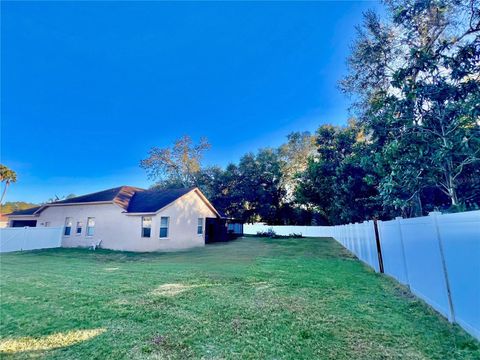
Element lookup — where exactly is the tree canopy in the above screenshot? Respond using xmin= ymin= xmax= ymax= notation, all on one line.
xmin=341 ymin=0 xmax=480 ymax=215
xmin=0 ymin=164 xmax=17 ymax=204
xmin=141 ymin=0 xmax=479 ymax=225
xmin=140 ymin=136 xmax=211 ymax=188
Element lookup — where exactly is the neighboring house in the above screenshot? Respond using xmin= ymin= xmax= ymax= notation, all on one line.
xmin=6 ymin=186 xmax=227 ymax=252
xmin=0 ymin=214 xmax=8 ymax=228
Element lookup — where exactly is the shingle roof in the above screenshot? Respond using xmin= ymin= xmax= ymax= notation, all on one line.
xmin=7 ymin=186 xmax=200 ymax=216
xmin=52 ymin=186 xmax=142 ymax=210
xmin=127 ymin=187 xmax=195 ymax=213
xmin=6 ymin=206 xmax=42 ymax=216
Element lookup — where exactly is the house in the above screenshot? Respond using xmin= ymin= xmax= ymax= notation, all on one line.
xmin=6 ymin=186 xmax=227 ymax=252
xmin=0 ymin=214 xmax=8 ymax=228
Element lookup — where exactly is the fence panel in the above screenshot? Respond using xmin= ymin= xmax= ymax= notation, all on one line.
xmin=346 ymin=225 xmax=353 ymax=252
xmin=437 ymin=210 xmax=480 ymax=339
xmin=0 ymin=227 xmax=62 ymax=253
xmin=397 ymin=215 xmax=451 ymax=318
xmin=304 ymin=226 xmax=333 ymax=238
xmin=365 ymin=221 xmax=380 ymax=272
xmin=378 ymin=218 xmax=409 ymax=285
xmin=350 ymin=221 xmax=379 ymax=271
xmin=353 ymin=223 xmax=361 ymax=259
xmin=243 ymin=224 xmax=333 ymax=238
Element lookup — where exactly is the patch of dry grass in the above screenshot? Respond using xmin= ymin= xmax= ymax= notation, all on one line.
xmin=150 ymin=283 xmax=199 ymax=297
xmin=0 ymin=329 xmax=106 ymax=353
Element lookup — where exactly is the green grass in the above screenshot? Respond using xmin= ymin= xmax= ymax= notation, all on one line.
xmin=1 ymin=237 xmax=478 ymax=359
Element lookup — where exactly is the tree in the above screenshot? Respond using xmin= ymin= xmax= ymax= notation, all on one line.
xmin=140 ymin=136 xmax=211 ymax=188
xmin=197 ymin=164 xmax=245 ymax=219
xmin=46 ymin=194 xmax=77 ymax=204
xmin=342 ymin=0 xmax=480 ymax=214
xmin=295 ymin=125 xmax=340 ymax=222
xmin=1 ymin=201 xmax=38 ymax=214
xmin=295 ymin=121 xmax=382 ymax=224
xmin=278 ymin=131 xmax=316 ymax=201
xmin=194 ymin=149 xmax=286 ymax=223
xmin=233 ymin=149 xmax=286 ymax=223
xmin=0 ymin=165 xmax=17 ymax=204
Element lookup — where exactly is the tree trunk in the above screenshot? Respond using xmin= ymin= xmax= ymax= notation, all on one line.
xmin=413 ymin=192 xmax=423 ymax=217
xmin=447 ymin=178 xmax=458 ymax=207
xmin=0 ymin=181 xmax=9 ymax=204
xmin=404 ymin=192 xmax=423 ymax=218
xmin=443 ymin=166 xmax=459 ymax=207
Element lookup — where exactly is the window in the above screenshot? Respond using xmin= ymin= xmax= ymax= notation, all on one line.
xmin=197 ymin=218 xmax=203 ymax=235
xmin=141 ymin=216 xmax=152 ymax=238
xmin=76 ymin=221 xmax=83 ymax=235
xmin=86 ymin=217 xmax=95 ymax=236
xmin=64 ymin=217 xmax=72 ymax=236
xmin=159 ymin=217 xmax=169 ymax=238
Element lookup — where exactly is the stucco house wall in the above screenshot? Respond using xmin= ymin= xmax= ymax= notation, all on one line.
xmin=0 ymin=214 xmax=8 ymax=228
xmin=121 ymin=190 xmax=217 ymax=252
xmin=10 ymin=190 xmax=218 ymax=252
xmin=36 ymin=203 xmax=130 ymax=249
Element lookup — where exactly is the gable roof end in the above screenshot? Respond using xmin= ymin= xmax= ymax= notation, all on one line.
xmin=126 ymin=187 xmax=195 ymax=213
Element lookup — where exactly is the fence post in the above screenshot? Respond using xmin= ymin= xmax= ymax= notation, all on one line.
xmin=430 ymin=211 xmax=455 ymax=323
xmin=345 ymin=224 xmax=348 ymax=249
xmin=373 ymin=219 xmax=384 ymax=273
xmin=22 ymin=226 xmax=28 ymax=251
xmin=349 ymin=224 xmax=353 ymax=251
xmin=395 ymin=216 xmax=410 ymax=288
xmin=351 ymin=223 xmax=355 ymax=254
xmin=356 ymin=223 xmax=362 ymax=260
xmin=363 ymin=222 xmax=368 ymax=263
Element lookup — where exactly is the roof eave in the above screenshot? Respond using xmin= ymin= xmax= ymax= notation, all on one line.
xmin=47 ymin=201 xmax=114 ymax=207
xmin=6 ymin=213 xmax=40 ymax=218
xmin=8 ymin=200 xmax=115 ymax=216
xmin=124 ymin=212 xmax=156 ymax=216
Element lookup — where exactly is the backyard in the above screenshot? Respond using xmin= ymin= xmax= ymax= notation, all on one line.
xmin=0 ymin=236 xmax=479 ymax=359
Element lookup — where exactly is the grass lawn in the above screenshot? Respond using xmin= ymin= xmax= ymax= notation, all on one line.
xmin=1 ymin=237 xmax=479 ymax=359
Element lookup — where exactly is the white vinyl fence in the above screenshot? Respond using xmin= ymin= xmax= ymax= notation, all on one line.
xmin=245 ymin=210 xmax=480 ymax=340
xmin=0 ymin=227 xmax=62 ymax=253
xmin=244 ymin=224 xmax=335 ymax=238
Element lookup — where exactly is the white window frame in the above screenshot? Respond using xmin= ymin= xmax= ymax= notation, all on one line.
xmin=159 ymin=216 xmax=169 ymax=238
xmin=76 ymin=221 xmax=83 ymax=235
xmin=141 ymin=216 xmax=152 ymax=238
xmin=86 ymin=217 xmax=95 ymax=237
xmin=197 ymin=218 xmax=203 ymax=235
xmin=64 ymin=217 xmax=72 ymax=236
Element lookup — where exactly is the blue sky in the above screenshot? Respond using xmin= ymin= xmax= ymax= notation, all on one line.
xmin=2 ymin=1 xmax=381 ymax=203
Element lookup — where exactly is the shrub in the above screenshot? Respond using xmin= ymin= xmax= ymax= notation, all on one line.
xmin=256 ymin=230 xmax=303 ymax=239
xmin=256 ymin=229 xmax=276 ymax=238
xmin=288 ymin=233 xmax=303 ymax=238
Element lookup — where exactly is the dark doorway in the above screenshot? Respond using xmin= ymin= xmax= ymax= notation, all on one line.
xmin=10 ymin=220 xmax=37 ymax=227
xmin=205 ymin=218 xmax=227 ymax=244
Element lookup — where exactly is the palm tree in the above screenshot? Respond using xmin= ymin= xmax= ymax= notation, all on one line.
xmin=0 ymin=164 xmax=17 ymax=204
